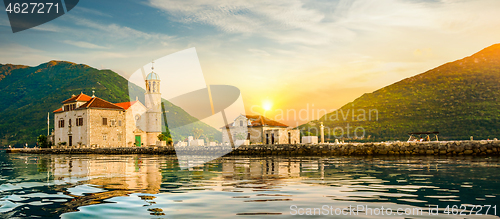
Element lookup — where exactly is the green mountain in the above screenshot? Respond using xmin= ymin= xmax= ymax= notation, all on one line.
xmin=300 ymin=44 xmax=500 ymax=141
xmin=0 ymin=60 xmax=221 ymax=146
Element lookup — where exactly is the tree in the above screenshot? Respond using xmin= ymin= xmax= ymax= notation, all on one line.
xmin=157 ymin=133 xmax=167 ymax=141
xmin=37 ymin=135 xmax=50 ymax=148
xmin=157 ymin=133 xmax=173 ymax=145
xmin=207 ymin=135 xmax=215 ymax=143
xmin=192 ymin=128 xmax=203 ymax=139
xmin=161 ymin=102 xmax=172 ymax=139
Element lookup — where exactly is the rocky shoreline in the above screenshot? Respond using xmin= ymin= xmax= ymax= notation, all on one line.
xmin=6 ymin=140 xmax=500 ymax=157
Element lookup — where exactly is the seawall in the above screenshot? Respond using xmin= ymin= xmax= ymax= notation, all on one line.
xmin=7 ymin=140 xmax=500 ymax=156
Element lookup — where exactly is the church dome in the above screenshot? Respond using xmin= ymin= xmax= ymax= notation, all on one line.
xmin=146 ymin=72 xmax=160 ymax=80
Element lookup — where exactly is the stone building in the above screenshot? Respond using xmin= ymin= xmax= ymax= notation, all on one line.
xmin=52 ymin=68 xmax=162 ymax=148
xmin=221 ymin=115 xmax=300 ymax=145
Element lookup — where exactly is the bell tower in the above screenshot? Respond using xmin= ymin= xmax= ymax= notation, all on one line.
xmin=144 ymin=61 xmax=162 ymax=145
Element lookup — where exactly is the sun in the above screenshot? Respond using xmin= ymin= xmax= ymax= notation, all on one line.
xmin=263 ymin=100 xmax=273 ymax=111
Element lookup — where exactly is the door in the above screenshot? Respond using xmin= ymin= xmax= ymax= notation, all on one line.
xmin=135 ymin=135 xmax=141 ymax=147
xmin=68 ymin=135 xmax=72 ymax=146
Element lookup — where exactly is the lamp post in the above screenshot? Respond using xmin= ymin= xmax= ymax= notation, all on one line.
xmin=47 ymin=112 xmax=50 ymax=136
xmin=320 ymin=122 xmax=325 ymax=144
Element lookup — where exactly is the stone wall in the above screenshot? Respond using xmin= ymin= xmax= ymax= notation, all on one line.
xmin=87 ymin=109 xmax=126 ymax=148
xmin=248 ymin=127 xmax=263 ymax=144
xmin=289 ymin=130 xmax=300 ymax=144
xmin=12 ymin=140 xmax=500 ymax=156
xmin=221 ymin=121 xmax=251 ymax=144
xmin=230 ymin=140 xmax=500 ymax=156
xmin=263 ymin=129 xmax=300 ymax=144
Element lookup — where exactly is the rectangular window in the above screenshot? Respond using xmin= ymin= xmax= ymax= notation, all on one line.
xmin=110 ymin=119 xmax=116 ymax=126
xmin=59 ymin=119 xmax=64 ymax=128
xmin=102 ymin=118 xmax=107 ymax=126
xmin=76 ymin=117 xmax=83 ymax=126
xmin=64 ymin=105 xmax=69 ymax=111
xmin=117 ymin=134 xmax=122 ymax=141
xmin=118 ymin=120 xmax=122 ymax=126
xmin=103 ymin=134 xmax=107 ymax=141
xmin=240 ymin=121 xmax=243 ymax=126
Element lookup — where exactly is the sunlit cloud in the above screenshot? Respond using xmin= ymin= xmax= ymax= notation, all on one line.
xmin=66 ymin=15 xmax=174 ymax=42
xmin=73 ymin=6 xmax=113 ymax=18
xmin=147 ymin=0 xmax=500 ymax=46
xmin=63 ymin=40 xmax=108 ymax=49
xmin=0 ymin=44 xmax=54 ymax=65
xmin=1 ymin=0 xmax=500 ymax=126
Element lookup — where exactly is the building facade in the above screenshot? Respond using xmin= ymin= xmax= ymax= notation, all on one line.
xmin=52 ymin=69 xmax=162 ymax=148
xmin=221 ymin=115 xmax=300 ymax=145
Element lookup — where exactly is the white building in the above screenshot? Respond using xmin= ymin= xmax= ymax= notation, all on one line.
xmin=221 ymin=115 xmax=300 ymax=145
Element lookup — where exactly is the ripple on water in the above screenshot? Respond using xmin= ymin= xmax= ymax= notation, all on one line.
xmin=0 ymin=153 xmax=499 ymax=218
xmin=67 ymin=185 xmax=107 ymax=196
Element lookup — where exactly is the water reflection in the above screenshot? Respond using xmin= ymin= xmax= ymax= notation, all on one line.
xmin=0 ymin=151 xmax=499 ymax=218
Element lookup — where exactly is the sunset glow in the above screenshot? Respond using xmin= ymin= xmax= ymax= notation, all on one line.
xmin=263 ymin=100 xmax=273 ymax=111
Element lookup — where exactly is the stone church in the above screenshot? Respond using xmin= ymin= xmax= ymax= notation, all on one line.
xmin=52 ymin=68 xmax=162 ymax=148
xmin=221 ymin=115 xmax=300 ymax=145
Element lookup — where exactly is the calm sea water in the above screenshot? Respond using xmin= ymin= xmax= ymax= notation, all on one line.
xmin=0 ymin=151 xmax=499 ymax=218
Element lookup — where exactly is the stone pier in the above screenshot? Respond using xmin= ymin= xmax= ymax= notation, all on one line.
xmin=6 ymin=140 xmax=500 ymax=157
xmin=230 ymin=140 xmax=500 ymax=156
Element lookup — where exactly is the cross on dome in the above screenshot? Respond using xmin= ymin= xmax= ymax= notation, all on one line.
xmin=146 ymin=60 xmax=160 ymax=81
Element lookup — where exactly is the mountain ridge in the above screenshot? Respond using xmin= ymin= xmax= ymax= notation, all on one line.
xmin=300 ymin=43 xmax=500 ymax=141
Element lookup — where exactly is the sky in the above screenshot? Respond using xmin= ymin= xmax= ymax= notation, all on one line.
xmin=1 ymin=0 xmax=500 ymax=127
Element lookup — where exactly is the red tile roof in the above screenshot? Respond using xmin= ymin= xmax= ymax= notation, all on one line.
xmin=77 ymin=97 xmax=124 ymax=110
xmin=114 ymin=101 xmax=138 ymax=110
xmin=221 ymin=115 xmax=288 ymax=129
xmin=62 ymin=93 xmax=92 ymax=103
xmin=53 ymin=108 xmax=63 ymax=113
